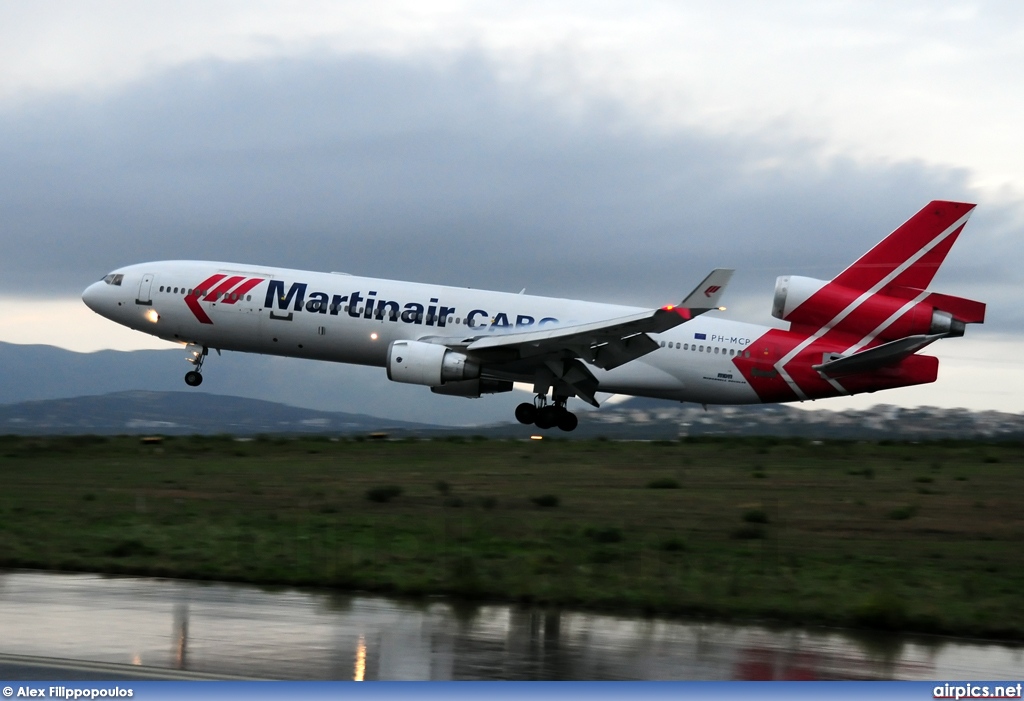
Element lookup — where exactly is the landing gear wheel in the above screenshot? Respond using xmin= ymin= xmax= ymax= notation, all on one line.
xmin=534 ymin=406 xmax=560 ymax=430
xmin=184 ymin=371 xmax=203 ymax=387
xmin=557 ymin=411 xmax=578 ymax=432
xmin=515 ymin=403 xmax=537 ymax=425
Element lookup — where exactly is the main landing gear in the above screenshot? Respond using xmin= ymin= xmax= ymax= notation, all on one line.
xmin=515 ymin=395 xmax=578 ymax=432
xmin=183 ymin=344 xmax=207 ymax=387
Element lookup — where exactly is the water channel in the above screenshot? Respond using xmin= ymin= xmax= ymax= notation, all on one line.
xmin=0 ymin=571 xmax=1019 ymax=680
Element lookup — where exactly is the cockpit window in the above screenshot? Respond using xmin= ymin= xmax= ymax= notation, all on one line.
xmin=102 ymin=274 xmax=124 ymax=286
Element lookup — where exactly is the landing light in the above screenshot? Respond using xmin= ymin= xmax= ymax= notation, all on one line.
xmin=370 ymin=332 xmax=378 ymax=340
xmin=718 ymin=306 xmax=727 ymax=311
xmin=145 ymin=309 xmax=159 ymax=323
xmin=530 ymin=435 xmax=543 ymax=441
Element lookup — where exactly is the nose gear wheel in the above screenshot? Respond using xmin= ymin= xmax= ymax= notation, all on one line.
xmin=183 ymin=344 xmax=208 ymax=387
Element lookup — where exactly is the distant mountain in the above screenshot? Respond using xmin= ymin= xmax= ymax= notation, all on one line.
xmin=0 ymin=341 xmax=522 ymax=427
xmin=3 ymin=343 xmax=1021 ymax=441
xmin=0 ymin=391 xmax=439 ymax=435
xmin=0 ymin=388 xmax=1021 ymax=440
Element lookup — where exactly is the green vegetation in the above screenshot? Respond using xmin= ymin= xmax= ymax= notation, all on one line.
xmin=530 ymin=494 xmax=561 ymax=508
xmin=646 ymin=478 xmax=681 ymax=489
xmin=365 ymin=485 xmax=403 ymax=503
xmin=0 ymin=434 xmax=1022 ymax=639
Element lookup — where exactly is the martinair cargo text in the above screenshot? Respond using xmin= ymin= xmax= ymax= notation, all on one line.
xmin=82 ymin=201 xmax=985 ymax=431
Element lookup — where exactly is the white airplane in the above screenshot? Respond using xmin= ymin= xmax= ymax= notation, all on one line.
xmin=82 ymin=201 xmax=985 ymax=431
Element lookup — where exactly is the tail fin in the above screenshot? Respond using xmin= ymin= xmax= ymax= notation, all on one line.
xmin=833 ymin=200 xmax=975 ymax=293
xmin=773 ymin=200 xmax=984 ymax=341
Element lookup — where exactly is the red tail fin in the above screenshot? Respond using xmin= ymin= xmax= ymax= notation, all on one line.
xmin=832 ymin=200 xmax=975 ymax=293
xmin=776 ymin=200 xmax=984 ymax=341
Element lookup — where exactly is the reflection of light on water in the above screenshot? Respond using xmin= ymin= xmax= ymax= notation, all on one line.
xmin=131 ymin=654 xmax=142 ymax=665
xmin=354 ymin=635 xmax=366 ymax=681
xmin=173 ymin=603 xmax=188 ymax=670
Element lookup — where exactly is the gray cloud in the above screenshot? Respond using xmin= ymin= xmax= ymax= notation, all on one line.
xmin=0 ymin=51 xmax=1017 ymax=330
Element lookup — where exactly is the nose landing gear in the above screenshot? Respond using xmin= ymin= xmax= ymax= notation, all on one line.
xmin=515 ymin=395 xmax=578 ymax=432
xmin=183 ymin=344 xmax=207 ymax=387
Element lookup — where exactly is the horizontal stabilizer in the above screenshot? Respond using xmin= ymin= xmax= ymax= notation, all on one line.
xmin=813 ymin=334 xmax=945 ymax=377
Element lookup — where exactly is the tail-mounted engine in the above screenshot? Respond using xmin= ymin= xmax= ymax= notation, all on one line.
xmin=771 ymin=275 xmax=985 ymax=341
xmin=387 ymin=340 xmax=481 ymax=387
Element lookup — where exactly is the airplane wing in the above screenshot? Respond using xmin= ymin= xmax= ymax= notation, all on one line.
xmin=424 ymin=269 xmax=733 ymax=406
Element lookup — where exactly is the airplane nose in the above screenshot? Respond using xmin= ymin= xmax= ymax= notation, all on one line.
xmin=81 ymin=281 xmax=104 ymax=314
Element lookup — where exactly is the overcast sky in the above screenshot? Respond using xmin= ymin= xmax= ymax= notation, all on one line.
xmin=1 ymin=1 xmax=1021 ymax=414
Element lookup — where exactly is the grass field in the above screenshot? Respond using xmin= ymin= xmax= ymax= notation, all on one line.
xmin=0 ymin=434 xmax=1021 ymax=639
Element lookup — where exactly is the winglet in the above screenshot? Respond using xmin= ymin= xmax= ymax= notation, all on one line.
xmin=678 ymin=268 xmax=733 ymax=311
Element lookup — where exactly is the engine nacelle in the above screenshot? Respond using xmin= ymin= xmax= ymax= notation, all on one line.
xmin=772 ymin=276 xmax=827 ymax=321
xmin=772 ymin=275 xmax=977 ymax=341
xmin=386 ymin=340 xmax=481 ymax=387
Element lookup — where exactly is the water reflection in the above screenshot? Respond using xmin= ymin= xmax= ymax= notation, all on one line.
xmin=0 ymin=571 xmax=1018 ymax=680
xmin=172 ymin=603 xmax=188 ymax=670
xmin=354 ymin=635 xmax=365 ymax=682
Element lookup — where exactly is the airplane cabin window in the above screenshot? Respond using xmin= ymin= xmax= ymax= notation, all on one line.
xmin=699 ymin=345 xmax=703 ymax=352
xmin=660 ymin=341 xmax=665 ymax=348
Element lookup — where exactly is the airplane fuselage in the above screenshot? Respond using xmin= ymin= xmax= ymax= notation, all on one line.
xmin=83 ymin=261 xmax=769 ymax=405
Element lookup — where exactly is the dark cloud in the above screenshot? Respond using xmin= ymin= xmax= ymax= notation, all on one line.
xmin=0 ymin=51 xmax=1017 ymax=330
